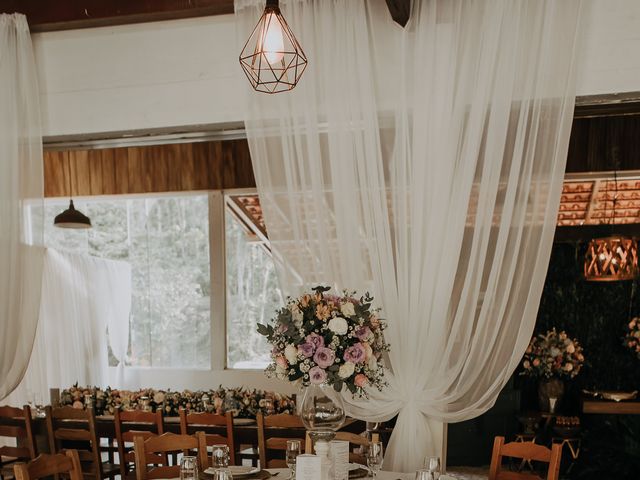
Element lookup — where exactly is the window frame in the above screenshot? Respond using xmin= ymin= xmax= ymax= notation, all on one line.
xmin=40 ymin=188 xmax=273 ymax=384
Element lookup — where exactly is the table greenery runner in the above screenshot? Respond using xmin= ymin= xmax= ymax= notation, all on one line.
xmin=60 ymin=385 xmax=295 ymax=417
xmin=257 ymin=286 xmax=390 ymax=396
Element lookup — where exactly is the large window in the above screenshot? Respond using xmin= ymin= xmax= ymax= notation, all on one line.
xmin=44 ymin=194 xmax=211 ymax=368
xmin=225 ymin=202 xmax=283 ymax=369
xmin=42 ymin=191 xmax=280 ymax=370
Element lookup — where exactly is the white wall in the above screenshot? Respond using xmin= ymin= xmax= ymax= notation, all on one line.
xmin=33 ymin=14 xmax=246 ymax=138
xmin=32 ymin=0 xmax=640 ymax=138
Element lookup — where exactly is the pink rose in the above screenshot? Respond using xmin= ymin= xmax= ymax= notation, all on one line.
xmin=532 ymin=358 xmax=540 ymax=367
xmin=309 ymin=366 xmax=328 ymax=385
xmin=298 ymin=343 xmax=315 ymax=358
xmin=355 ymin=326 xmax=373 ymax=342
xmin=354 ymin=374 xmax=368 ymax=387
xmin=344 ymin=343 xmax=366 ymax=364
xmin=313 ymin=347 xmax=336 ymax=369
xmin=305 ymin=333 xmax=325 ymax=350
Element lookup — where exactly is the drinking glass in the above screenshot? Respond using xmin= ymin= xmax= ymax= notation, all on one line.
xmin=212 ymin=469 xmax=233 ymax=480
xmin=423 ymin=456 xmax=440 ymax=479
xmin=366 ymin=441 xmax=383 ymax=479
xmin=180 ymin=455 xmax=198 ymax=480
xmin=211 ymin=444 xmax=231 ymax=469
xmin=286 ymin=439 xmax=302 ymax=478
xmin=415 ymin=469 xmax=433 ymax=480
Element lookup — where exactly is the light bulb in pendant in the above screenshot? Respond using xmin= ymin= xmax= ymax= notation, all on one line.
xmin=262 ymin=12 xmax=284 ymax=65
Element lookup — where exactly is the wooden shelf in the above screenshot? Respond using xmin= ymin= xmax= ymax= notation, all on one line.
xmin=582 ymin=399 xmax=640 ymax=415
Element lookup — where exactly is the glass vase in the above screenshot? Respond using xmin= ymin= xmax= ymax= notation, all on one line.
xmin=300 ymin=383 xmax=346 ymax=438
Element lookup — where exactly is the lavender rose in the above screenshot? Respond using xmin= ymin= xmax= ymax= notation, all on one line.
xmin=298 ymin=343 xmax=315 ymax=358
xmin=313 ymin=347 xmax=336 ymax=368
xmin=309 ymin=366 xmax=328 ymax=385
xmin=343 ymin=343 xmax=366 ymax=364
xmin=355 ymin=326 xmax=373 ymax=341
xmin=305 ymin=333 xmax=325 ymax=350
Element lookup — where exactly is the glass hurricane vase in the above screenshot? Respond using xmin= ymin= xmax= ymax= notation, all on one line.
xmin=300 ymin=383 xmax=346 ymax=480
xmin=300 ymin=383 xmax=346 ymax=439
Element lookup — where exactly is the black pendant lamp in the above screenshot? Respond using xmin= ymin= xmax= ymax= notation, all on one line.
xmin=239 ymin=0 xmax=307 ymax=94
xmin=54 ymin=157 xmax=91 ymax=229
xmin=54 ymin=199 xmax=91 ymax=229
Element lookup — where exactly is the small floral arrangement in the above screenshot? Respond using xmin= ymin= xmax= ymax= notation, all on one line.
xmin=520 ymin=328 xmax=584 ymax=379
xmin=257 ymin=286 xmax=390 ymax=397
xmin=624 ymin=317 xmax=640 ymax=359
xmin=59 ymin=385 xmax=295 ymax=417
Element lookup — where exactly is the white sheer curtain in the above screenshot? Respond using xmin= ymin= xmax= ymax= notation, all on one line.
xmin=6 ymin=249 xmax=132 ymax=407
xmin=0 ymin=14 xmax=44 ymax=401
xmin=236 ymin=0 xmax=584 ymax=471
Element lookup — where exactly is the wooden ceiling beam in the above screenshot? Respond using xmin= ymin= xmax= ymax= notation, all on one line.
xmin=0 ymin=0 xmax=234 ymax=32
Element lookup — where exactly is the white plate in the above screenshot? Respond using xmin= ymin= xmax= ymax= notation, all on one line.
xmin=233 ymin=418 xmax=256 ymax=425
xmin=204 ymin=467 xmax=260 ymax=477
xmin=348 ymin=464 xmax=365 ymax=472
xmin=230 ymin=466 xmax=261 ymax=476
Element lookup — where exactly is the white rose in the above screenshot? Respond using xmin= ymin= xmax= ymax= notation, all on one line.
xmin=328 ymin=317 xmax=349 ymax=335
xmin=367 ymin=356 xmax=378 ymax=371
xmin=284 ymin=344 xmax=298 ymax=365
xmin=290 ymin=305 xmax=304 ymax=325
xmin=275 ymin=365 xmax=288 ymax=379
xmin=338 ymin=361 xmax=355 ymax=379
xmin=340 ymin=301 xmax=356 ymax=317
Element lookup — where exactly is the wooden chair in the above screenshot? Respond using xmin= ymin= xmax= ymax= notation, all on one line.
xmin=488 ymin=436 xmax=562 ymax=480
xmin=256 ymin=413 xmax=306 ymax=469
xmin=13 ymin=450 xmax=83 ymax=480
xmin=45 ymin=406 xmax=119 ymax=480
xmin=0 ymin=406 xmax=37 ymax=480
xmin=114 ymin=409 xmax=165 ymax=479
xmin=179 ymin=410 xmax=235 ymax=466
xmin=133 ymin=432 xmax=207 ymax=480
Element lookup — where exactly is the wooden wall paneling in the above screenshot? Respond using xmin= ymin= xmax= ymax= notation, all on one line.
xmin=232 ymin=139 xmax=255 ymax=188
xmin=100 ymin=148 xmax=117 ymax=194
xmin=43 ymin=139 xmax=257 ymax=197
xmin=166 ymin=144 xmax=183 ymax=192
xmin=127 ymin=146 xmax=146 ymax=194
xmin=113 ymin=148 xmax=130 ymax=194
xmin=72 ymin=149 xmax=92 ymax=196
xmin=44 ymin=150 xmax=67 ymax=198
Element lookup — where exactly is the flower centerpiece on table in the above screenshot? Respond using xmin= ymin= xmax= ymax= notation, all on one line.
xmin=520 ymin=328 xmax=584 ymax=413
xmin=624 ymin=317 xmax=640 ymax=359
xmin=257 ymin=285 xmax=390 ymax=397
xmin=258 ymin=285 xmax=390 ymax=476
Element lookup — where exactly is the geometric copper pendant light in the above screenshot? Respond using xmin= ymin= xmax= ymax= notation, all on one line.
xmin=239 ymin=0 xmax=307 ymax=94
xmin=584 ymin=236 xmax=638 ymax=281
xmin=584 ymin=170 xmax=637 ymax=281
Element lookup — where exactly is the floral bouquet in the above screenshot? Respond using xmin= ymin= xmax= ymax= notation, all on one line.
xmin=520 ymin=328 xmax=584 ymax=379
xmin=257 ymin=285 xmax=390 ymax=397
xmin=624 ymin=317 xmax=640 ymax=359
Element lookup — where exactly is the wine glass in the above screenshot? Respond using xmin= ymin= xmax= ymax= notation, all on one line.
xmin=180 ymin=455 xmax=198 ymax=480
xmin=211 ymin=444 xmax=230 ymax=469
xmin=286 ymin=439 xmax=302 ymax=478
xmin=366 ymin=441 xmax=383 ymax=479
xmin=423 ymin=456 xmax=440 ymax=479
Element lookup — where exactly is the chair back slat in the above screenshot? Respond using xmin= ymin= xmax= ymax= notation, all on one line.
xmin=257 ymin=413 xmax=306 ymax=469
xmin=0 ymin=405 xmax=37 ymax=461
xmin=13 ymin=450 xmax=83 ymax=480
xmin=488 ymin=436 xmax=562 ymax=480
xmin=115 ymin=408 xmax=165 ymax=479
xmin=179 ymin=409 xmax=235 ymax=466
xmin=133 ymin=432 xmax=207 ymax=480
xmin=45 ymin=405 xmax=104 ymax=480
